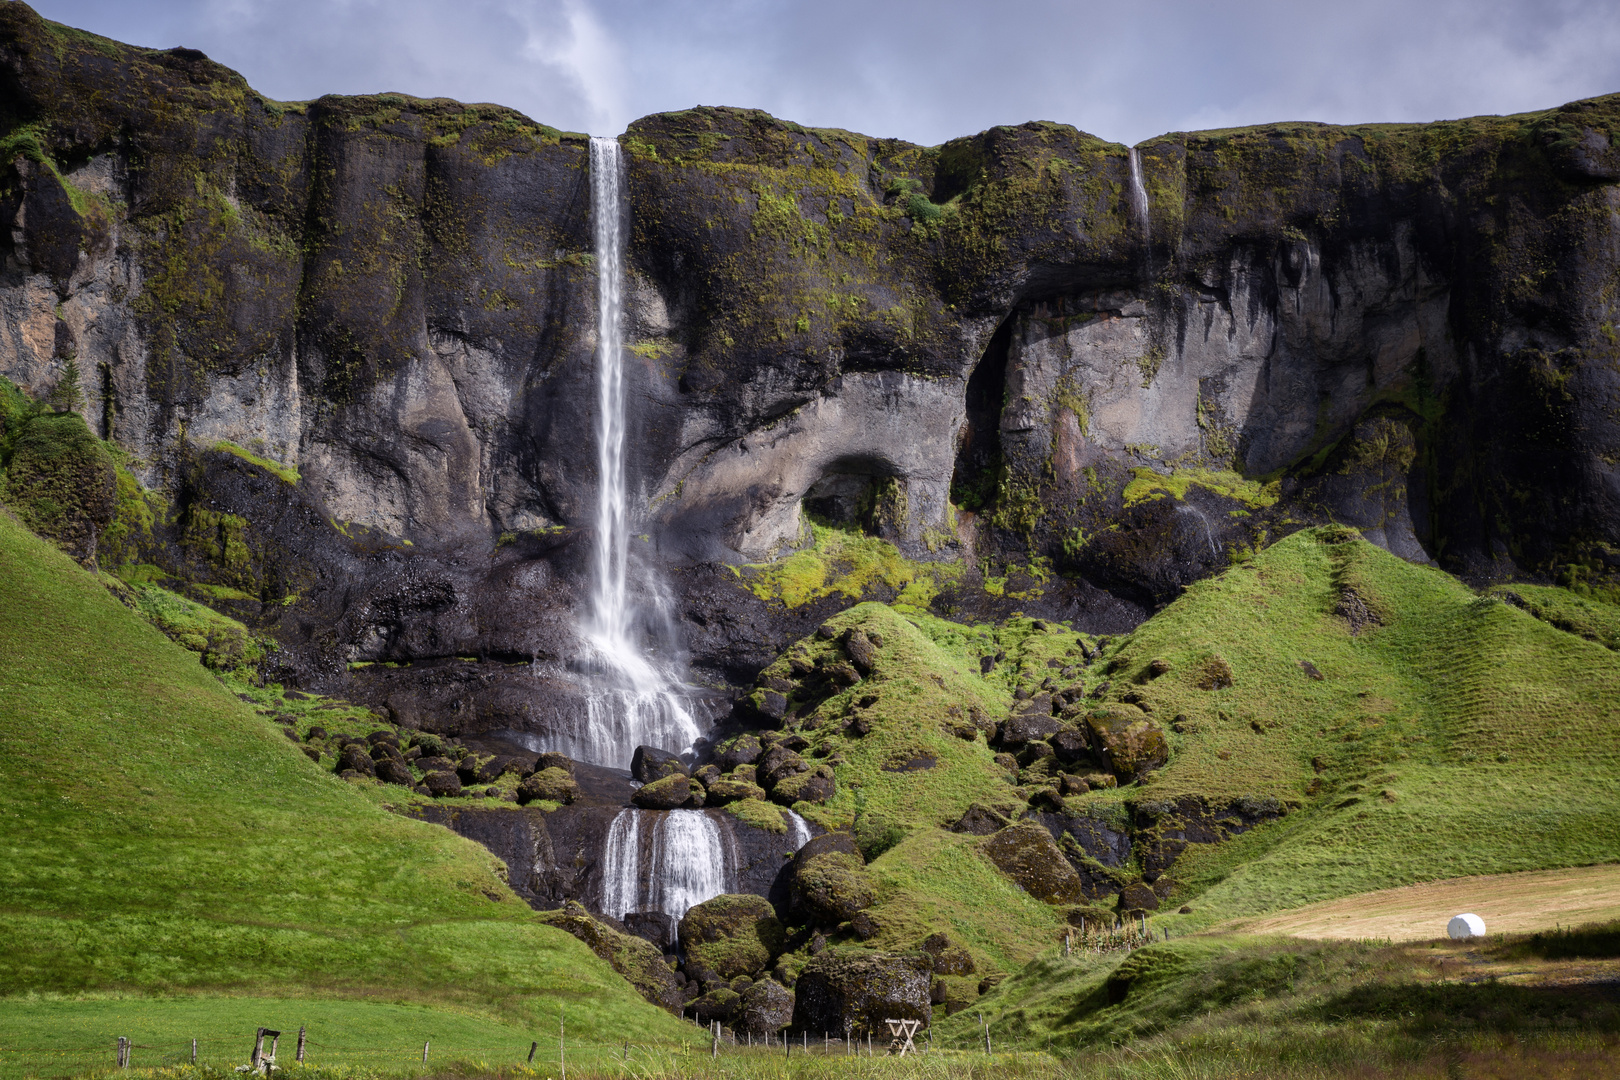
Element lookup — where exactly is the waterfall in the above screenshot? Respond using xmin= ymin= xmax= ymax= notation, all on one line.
xmin=573 ymin=135 xmax=701 ymax=769
xmin=599 ymin=808 xmax=734 ymax=920
xmin=1177 ymin=503 xmax=1220 ymax=559
xmin=785 ymin=809 xmax=812 ymax=850
xmin=1127 ymin=147 xmax=1150 ymax=237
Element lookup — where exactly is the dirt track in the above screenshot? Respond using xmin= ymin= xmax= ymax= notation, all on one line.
xmin=1226 ymin=863 xmax=1620 ymax=940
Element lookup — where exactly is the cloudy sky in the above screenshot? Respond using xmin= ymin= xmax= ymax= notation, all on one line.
xmin=29 ymin=0 xmax=1620 ymax=146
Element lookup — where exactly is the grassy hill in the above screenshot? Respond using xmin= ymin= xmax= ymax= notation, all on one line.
xmin=0 ymin=507 xmax=687 ymax=1047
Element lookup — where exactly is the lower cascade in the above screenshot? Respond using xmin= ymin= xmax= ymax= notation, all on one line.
xmin=600 ymin=808 xmax=814 ymax=921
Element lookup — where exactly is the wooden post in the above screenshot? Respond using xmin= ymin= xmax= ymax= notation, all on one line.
xmin=527 ymin=1041 xmax=537 ymax=1064
xmin=251 ymin=1029 xmax=267 ymax=1071
xmin=711 ymin=1020 xmax=717 ymax=1058
xmin=784 ymin=1029 xmax=789 ymax=1058
xmin=623 ymin=1040 xmax=629 ymax=1064
xmin=269 ymin=1032 xmax=280 ymax=1073
xmin=191 ymin=1038 xmax=197 ymax=1066
xmin=296 ymin=1027 xmax=306 ymax=1064
xmin=116 ymin=1036 xmax=128 ymax=1069
xmin=980 ymin=1012 xmax=990 ymax=1054
xmin=422 ymin=1040 xmax=429 ymax=1065
xmin=559 ymin=1008 xmax=566 ymax=1080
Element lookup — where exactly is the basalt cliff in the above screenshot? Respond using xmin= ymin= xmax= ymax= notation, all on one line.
xmin=2 ymin=3 xmax=1619 ymax=747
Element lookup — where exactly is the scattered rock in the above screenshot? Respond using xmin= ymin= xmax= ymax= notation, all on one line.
xmin=920 ymin=932 xmax=975 ymax=976
xmin=692 ymin=988 xmax=740 ymax=1024
xmin=999 ymin=713 xmax=1062 ymax=748
xmin=535 ymin=751 xmax=576 ymax=775
xmin=705 ymin=777 xmax=767 ymax=804
xmin=773 ymin=764 xmax=836 ymax=805
xmin=719 ymin=734 xmax=763 ymax=770
xmin=423 ymin=770 xmax=462 ymax=798
xmin=1336 ymin=588 xmax=1383 ymax=635
xmin=375 ymin=758 xmax=414 ymax=786
xmin=1144 ymin=658 xmax=1172 ymax=680
xmin=757 ymin=745 xmax=811 ymax=789
xmin=306 ymin=725 xmax=328 ymax=742
xmin=1299 ymin=659 xmax=1324 ymax=680
xmin=693 ymin=763 xmax=722 ymax=787
xmin=337 ymin=744 xmax=376 ymax=776
xmin=842 ymin=628 xmax=877 ymax=673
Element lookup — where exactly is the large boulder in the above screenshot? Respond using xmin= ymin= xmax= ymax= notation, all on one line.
xmin=1085 ymin=706 xmax=1169 ymax=779
xmin=788 ymin=834 xmax=873 ymax=925
xmin=678 ymin=894 xmax=786 ymax=980
xmin=537 ymin=901 xmax=683 ymax=1011
xmin=423 ymin=770 xmax=462 ymax=798
xmin=792 ymin=949 xmax=932 ymax=1037
xmin=756 ymin=744 xmax=811 ymax=789
xmin=951 ymin=803 xmax=1012 ymax=835
xmin=737 ymin=977 xmax=794 ymax=1035
xmin=375 ymin=757 xmax=414 ymax=786
xmin=999 ymin=713 xmax=1063 ymax=749
xmin=623 ymin=911 xmax=678 ymax=953
xmin=980 ymin=822 xmax=1087 ymax=904
xmin=632 ymin=773 xmax=694 ymax=809
xmin=632 ymin=745 xmax=686 ymax=783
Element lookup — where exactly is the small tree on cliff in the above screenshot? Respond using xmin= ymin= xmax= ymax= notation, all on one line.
xmin=49 ymin=358 xmax=84 ymax=414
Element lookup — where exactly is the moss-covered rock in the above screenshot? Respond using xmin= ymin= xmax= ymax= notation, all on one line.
xmin=1085 ymin=706 xmax=1169 ymax=779
xmin=632 ymin=772 xmax=694 ymax=809
xmin=979 ymin=821 xmax=1087 ymax=904
xmin=678 ymin=893 xmax=786 ymax=979
xmin=705 ymin=776 xmax=767 ymax=804
xmin=791 ymin=948 xmax=932 ymax=1037
xmin=516 ymin=766 xmax=577 ymax=805
xmin=772 ymin=763 xmax=835 ymax=805
xmin=788 ymin=834 xmax=874 ymax=925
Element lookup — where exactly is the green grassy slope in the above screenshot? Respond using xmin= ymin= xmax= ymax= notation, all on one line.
xmin=1072 ymin=527 xmax=1620 ymax=926
xmin=0 ymin=509 xmax=686 ymax=1043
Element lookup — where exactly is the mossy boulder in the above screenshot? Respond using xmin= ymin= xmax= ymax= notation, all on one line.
xmin=979 ymin=822 xmax=1086 ymax=904
xmin=678 ymin=893 xmax=786 ymax=979
xmin=516 ymin=766 xmax=577 ymax=805
xmin=632 ymin=772 xmax=694 ymax=809
xmin=1085 ymin=706 xmax=1169 ymax=779
xmin=920 ymin=931 xmax=975 ymax=976
xmin=737 ymin=977 xmax=794 ymax=1035
xmin=375 ymin=758 xmax=413 ymax=786
xmin=791 ymin=948 xmax=932 ymax=1037
xmin=951 ymin=803 xmax=1012 ymax=835
xmin=718 ymin=733 xmax=763 ymax=770
xmin=757 ymin=744 xmax=811 ymax=789
xmin=772 ymin=763 xmax=835 ymax=805
xmin=337 ymin=743 xmax=376 ymax=776
xmin=423 ymin=770 xmax=462 ymax=798
xmin=705 ymin=777 xmax=767 ymax=804
xmin=538 ymin=901 xmax=684 ymax=1011
xmin=789 ymin=834 xmax=874 ymax=925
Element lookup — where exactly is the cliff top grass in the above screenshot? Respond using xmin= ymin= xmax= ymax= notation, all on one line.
xmin=0 ymin=508 xmax=687 ymax=1043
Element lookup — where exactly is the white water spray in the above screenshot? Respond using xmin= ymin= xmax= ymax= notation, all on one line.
xmin=575 ymin=135 xmax=701 ymax=768
xmin=599 ymin=808 xmax=733 ymax=920
xmin=1127 ymin=147 xmax=1150 ymax=237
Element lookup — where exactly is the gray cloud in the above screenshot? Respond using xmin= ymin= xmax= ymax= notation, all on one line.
xmin=30 ymin=0 xmax=1620 ymax=146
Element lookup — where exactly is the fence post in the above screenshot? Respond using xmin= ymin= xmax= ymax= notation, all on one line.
xmin=296 ymin=1027 xmax=306 ymax=1064
xmin=711 ymin=1020 xmax=717 ymax=1059
xmin=116 ymin=1036 xmax=128 ymax=1069
xmin=191 ymin=1038 xmax=198 ymax=1066
xmin=980 ymin=1012 xmax=991 ymax=1055
xmin=528 ymin=1041 xmax=537 ymax=1064
xmin=251 ymin=1029 xmax=267 ymax=1071
xmin=559 ymin=1007 xmax=566 ymax=1080
xmin=422 ymin=1040 xmax=430 ymax=1066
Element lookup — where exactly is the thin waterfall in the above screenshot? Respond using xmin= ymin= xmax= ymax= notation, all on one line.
xmin=599 ymin=808 xmax=734 ymax=920
xmin=573 ymin=135 xmax=701 ymax=769
xmin=601 ymin=807 xmax=642 ymax=919
xmin=1127 ymin=147 xmax=1150 ymax=237
xmin=785 ymin=809 xmax=812 ymax=850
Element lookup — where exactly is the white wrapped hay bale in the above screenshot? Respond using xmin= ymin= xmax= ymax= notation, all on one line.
xmin=1447 ymin=913 xmax=1486 ymax=939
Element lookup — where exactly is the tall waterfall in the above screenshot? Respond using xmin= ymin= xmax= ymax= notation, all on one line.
xmin=600 ymin=808 xmax=734 ymax=920
xmin=573 ymin=135 xmax=701 ymax=769
xmin=1127 ymin=146 xmax=1150 ymax=237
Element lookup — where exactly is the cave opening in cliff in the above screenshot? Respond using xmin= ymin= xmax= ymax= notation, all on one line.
xmin=803 ymin=456 xmax=906 ymax=539
xmin=951 ymin=311 xmax=1013 ymax=512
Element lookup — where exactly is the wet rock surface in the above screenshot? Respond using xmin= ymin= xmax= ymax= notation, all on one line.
xmin=791 ymin=949 xmax=932 ymax=1036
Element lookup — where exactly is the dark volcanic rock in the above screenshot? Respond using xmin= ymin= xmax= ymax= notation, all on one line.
xmin=632 ymin=773 xmax=695 ymax=809
xmin=538 ymin=901 xmax=683 ymax=1011
xmin=1084 ymin=707 xmax=1169 ymax=779
xmin=632 ymin=745 xmax=687 ymax=783
xmin=516 ymin=766 xmax=578 ymax=805
xmin=737 ymin=977 xmax=794 ymax=1035
xmin=423 ymin=770 xmax=462 ymax=798
xmin=623 ymin=911 xmax=678 ymax=953
xmin=375 ymin=758 xmax=414 ymax=786
xmin=792 ymin=950 xmax=932 ymax=1037
xmin=788 ymin=834 xmax=873 ymax=925
xmin=950 ymin=803 xmax=1012 ymax=836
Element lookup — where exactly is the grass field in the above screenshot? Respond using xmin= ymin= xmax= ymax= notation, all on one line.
xmin=0 ymin=508 xmax=686 ymax=1046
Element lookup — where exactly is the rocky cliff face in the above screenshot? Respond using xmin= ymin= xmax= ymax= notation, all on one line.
xmin=2 ymin=3 xmax=1618 ymax=739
